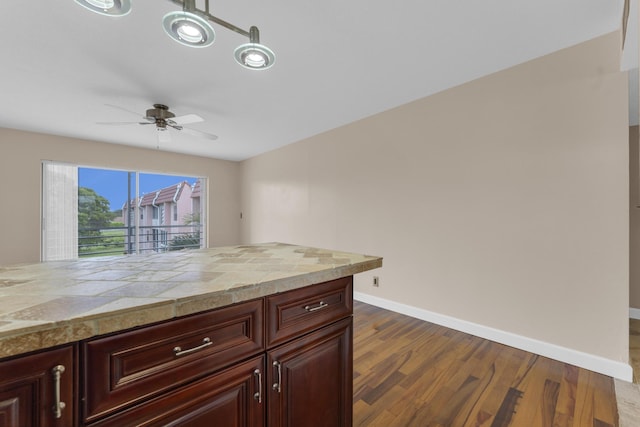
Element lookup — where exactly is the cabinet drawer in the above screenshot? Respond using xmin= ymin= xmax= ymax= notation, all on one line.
xmin=89 ymin=356 xmax=265 ymax=427
xmin=82 ymin=299 xmax=264 ymax=423
xmin=266 ymin=276 xmax=352 ymax=348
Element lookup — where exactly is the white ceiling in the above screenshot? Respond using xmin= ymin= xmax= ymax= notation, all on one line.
xmin=0 ymin=0 xmax=633 ymax=161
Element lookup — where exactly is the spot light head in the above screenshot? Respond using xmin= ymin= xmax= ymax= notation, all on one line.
xmin=74 ymin=0 xmax=131 ymax=16
xmin=234 ymin=26 xmax=276 ymax=70
xmin=162 ymin=10 xmax=215 ymax=48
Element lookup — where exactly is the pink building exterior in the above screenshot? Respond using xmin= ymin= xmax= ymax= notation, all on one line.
xmin=122 ymin=180 xmax=201 ymax=253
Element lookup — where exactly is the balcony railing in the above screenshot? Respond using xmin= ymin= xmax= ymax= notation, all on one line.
xmin=78 ymin=224 xmax=203 ymax=258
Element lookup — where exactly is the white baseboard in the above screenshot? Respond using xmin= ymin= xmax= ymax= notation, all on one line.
xmin=630 ymin=307 xmax=640 ymax=320
xmin=354 ymin=291 xmax=633 ymax=382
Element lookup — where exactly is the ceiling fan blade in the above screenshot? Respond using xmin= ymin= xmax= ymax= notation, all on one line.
xmin=96 ymin=121 xmax=141 ymax=125
xmin=180 ymin=127 xmax=219 ymax=141
xmin=171 ymin=114 xmax=204 ymax=125
xmin=105 ymin=104 xmax=143 ymax=118
xmin=105 ymin=104 xmax=155 ymax=122
xmin=96 ymin=121 xmax=156 ymax=126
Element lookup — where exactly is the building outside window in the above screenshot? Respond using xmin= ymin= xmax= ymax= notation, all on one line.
xmin=124 ymin=180 xmax=203 ymax=254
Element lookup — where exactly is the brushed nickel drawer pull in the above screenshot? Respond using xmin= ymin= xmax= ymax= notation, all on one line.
xmin=254 ymin=369 xmax=262 ymax=403
xmin=173 ymin=337 xmax=212 ymax=357
xmin=304 ymin=301 xmax=328 ymax=312
xmin=52 ymin=365 xmax=66 ymax=419
xmin=272 ymin=360 xmax=282 ymax=393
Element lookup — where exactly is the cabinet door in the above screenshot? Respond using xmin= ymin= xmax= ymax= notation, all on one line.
xmin=0 ymin=346 xmax=74 ymax=427
xmin=90 ymin=356 xmax=265 ymax=427
xmin=268 ymin=317 xmax=352 ymax=427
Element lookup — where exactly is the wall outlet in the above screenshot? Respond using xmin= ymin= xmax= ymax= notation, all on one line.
xmin=373 ymin=276 xmax=379 ymax=287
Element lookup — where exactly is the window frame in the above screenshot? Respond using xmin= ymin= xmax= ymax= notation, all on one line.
xmin=41 ymin=162 xmax=208 ymax=260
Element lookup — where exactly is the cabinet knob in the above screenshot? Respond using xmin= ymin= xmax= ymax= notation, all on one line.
xmin=173 ymin=337 xmax=213 ymax=357
xmin=51 ymin=365 xmax=66 ymax=419
xmin=272 ymin=360 xmax=282 ymax=393
xmin=253 ymin=369 xmax=263 ymax=403
xmin=304 ymin=301 xmax=329 ymax=312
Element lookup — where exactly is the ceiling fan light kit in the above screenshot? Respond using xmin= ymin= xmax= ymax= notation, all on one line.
xmin=75 ymin=0 xmax=275 ymax=69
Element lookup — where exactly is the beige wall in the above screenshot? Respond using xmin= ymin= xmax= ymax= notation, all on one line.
xmin=240 ymin=32 xmax=630 ymax=365
xmin=632 ymin=126 xmax=640 ymax=308
xmin=0 ymin=129 xmax=241 ymax=265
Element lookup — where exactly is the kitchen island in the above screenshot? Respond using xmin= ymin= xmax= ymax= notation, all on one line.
xmin=0 ymin=242 xmax=382 ymax=426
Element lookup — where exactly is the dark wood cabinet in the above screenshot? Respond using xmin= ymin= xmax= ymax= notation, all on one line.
xmin=0 ymin=276 xmax=354 ymax=427
xmin=89 ymin=356 xmax=265 ymax=427
xmin=0 ymin=345 xmax=74 ymax=427
xmin=267 ymin=317 xmax=353 ymax=427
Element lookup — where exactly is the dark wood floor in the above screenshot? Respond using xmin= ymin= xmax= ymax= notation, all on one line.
xmin=630 ymin=318 xmax=640 ymax=384
xmin=352 ymin=301 xmax=619 ymax=427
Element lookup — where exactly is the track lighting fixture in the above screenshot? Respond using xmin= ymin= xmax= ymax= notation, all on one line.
xmin=75 ymin=0 xmax=276 ymax=70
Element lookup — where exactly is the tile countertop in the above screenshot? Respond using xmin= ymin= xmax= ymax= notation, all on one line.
xmin=0 ymin=243 xmax=382 ymax=359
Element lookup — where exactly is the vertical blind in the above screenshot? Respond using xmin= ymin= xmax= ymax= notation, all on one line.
xmin=42 ymin=161 xmax=78 ymax=261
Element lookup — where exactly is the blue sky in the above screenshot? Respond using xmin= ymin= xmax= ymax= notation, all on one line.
xmin=78 ymin=168 xmax=198 ymax=211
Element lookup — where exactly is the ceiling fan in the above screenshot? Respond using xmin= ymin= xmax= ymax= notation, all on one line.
xmin=98 ymin=104 xmax=218 ymax=144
